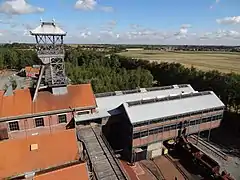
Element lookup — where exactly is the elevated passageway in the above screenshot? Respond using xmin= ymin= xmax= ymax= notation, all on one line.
xmin=77 ymin=124 xmax=129 ymax=180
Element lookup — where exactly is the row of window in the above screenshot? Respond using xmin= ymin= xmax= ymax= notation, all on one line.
xmin=133 ymin=107 xmax=224 ymax=128
xmin=8 ymin=114 xmax=67 ymax=132
xmin=133 ymin=114 xmax=223 ymax=139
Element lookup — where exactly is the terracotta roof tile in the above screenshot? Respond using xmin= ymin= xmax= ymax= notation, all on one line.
xmin=25 ymin=66 xmax=40 ymax=74
xmin=0 ymin=84 xmax=96 ymax=119
xmin=0 ymin=129 xmax=79 ymax=178
xmin=34 ymin=163 xmax=89 ymax=180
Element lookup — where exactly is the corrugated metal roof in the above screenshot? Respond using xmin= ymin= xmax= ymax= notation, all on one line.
xmin=30 ymin=22 xmax=66 ymax=35
xmin=96 ymin=84 xmax=195 ymax=112
xmin=123 ymin=91 xmax=225 ymax=124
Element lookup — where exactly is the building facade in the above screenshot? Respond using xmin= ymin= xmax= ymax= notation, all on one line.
xmin=101 ymin=90 xmax=225 ymax=163
xmin=0 ymin=84 xmax=96 ymax=140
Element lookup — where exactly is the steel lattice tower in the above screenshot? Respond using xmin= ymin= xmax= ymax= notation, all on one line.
xmin=30 ymin=20 xmax=68 ymax=101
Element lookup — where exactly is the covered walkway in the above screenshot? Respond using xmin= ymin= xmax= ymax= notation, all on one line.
xmin=77 ymin=124 xmax=129 ymax=180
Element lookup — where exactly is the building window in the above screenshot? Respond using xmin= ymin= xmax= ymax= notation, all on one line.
xmin=58 ymin=114 xmax=67 ymax=123
xmin=35 ymin=118 xmax=44 ymax=127
xmin=9 ymin=121 xmax=20 ymax=131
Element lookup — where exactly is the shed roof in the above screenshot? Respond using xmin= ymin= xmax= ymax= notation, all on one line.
xmin=0 ymin=84 xmax=96 ymax=121
xmin=96 ymin=84 xmax=195 ymax=112
xmin=30 ymin=22 xmax=66 ymax=35
xmin=122 ymin=91 xmax=225 ymax=124
xmin=0 ymin=129 xmax=79 ymax=179
xmin=34 ymin=163 xmax=89 ymax=180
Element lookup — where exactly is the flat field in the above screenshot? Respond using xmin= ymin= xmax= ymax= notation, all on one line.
xmin=118 ymin=50 xmax=240 ymax=73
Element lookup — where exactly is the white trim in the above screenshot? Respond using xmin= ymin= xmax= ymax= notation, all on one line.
xmin=57 ymin=113 xmax=68 ymax=116
xmin=7 ymin=119 xmax=20 ymax=123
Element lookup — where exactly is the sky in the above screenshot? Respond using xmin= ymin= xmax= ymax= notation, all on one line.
xmin=0 ymin=0 xmax=240 ymax=45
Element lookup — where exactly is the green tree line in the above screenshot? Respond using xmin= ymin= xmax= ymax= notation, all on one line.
xmin=0 ymin=47 xmax=239 ymax=112
xmin=117 ymin=55 xmax=240 ymax=112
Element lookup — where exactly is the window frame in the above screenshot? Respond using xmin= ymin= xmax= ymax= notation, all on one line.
xmin=58 ymin=114 xmax=67 ymax=124
xmin=35 ymin=117 xmax=45 ymax=127
xmin=8 ymin=121 xmax=20 ymax=131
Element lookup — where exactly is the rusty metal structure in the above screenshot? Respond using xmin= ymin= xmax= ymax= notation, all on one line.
xmin=30 ymin=19 xmax=68 ymax=101
xmin=176 ymin=135 xmax=234 ymax=180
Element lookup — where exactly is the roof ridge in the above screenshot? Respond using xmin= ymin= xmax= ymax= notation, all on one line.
xmin=95 ymin=84 xmax=192 ymax=98
xmin=127 ymin=91 xmax=212 ymax=107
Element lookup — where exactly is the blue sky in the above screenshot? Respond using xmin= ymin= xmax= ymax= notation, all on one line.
xmin=0 ymin=0 xmax=240 ymax=45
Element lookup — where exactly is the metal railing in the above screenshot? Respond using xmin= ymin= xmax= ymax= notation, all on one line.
xmin=100 ymin=131 xmax=130 ymax=180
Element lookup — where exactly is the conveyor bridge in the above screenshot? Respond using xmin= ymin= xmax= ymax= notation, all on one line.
xmin=77 ymin=124 xmax=129 ymax=180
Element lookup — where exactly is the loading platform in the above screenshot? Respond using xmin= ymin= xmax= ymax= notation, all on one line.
xmin=77 ymin=124 xmax=129 ymax=180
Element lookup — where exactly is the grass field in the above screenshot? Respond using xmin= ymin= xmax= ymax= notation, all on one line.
xmin=118 ymin=50 xmax=240 ymax=73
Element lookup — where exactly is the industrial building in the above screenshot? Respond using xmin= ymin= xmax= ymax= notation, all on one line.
xmin=0 ymin=19 xmax=227 ymax=179
xmin=73 ymin=84 xmax=225 ymax=163
xmin=99 ymin=90 xmax=224 ymax=163
xmin=0 ymin=21 xmax=96 ymax=141
xmin=74 ymin=84 xmax=195 ymax=125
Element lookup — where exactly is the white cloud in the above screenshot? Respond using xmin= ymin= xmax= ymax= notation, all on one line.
xmin=75 ymin=0 xmax=113 ymax=12
xmin=1 ymin=22 xmax=240 ymax=45
xmin=0 ymin=0 xmax=44 ymax=15
xmin=199 ymin=30 xmax=240 ymax=40
xmin=216 ymin=16 xmax=240 ymax=25
xmin=75 ymin=0 xmax=96 ymax=10
xmin=174 ymin=24 xmax=192 ymax=39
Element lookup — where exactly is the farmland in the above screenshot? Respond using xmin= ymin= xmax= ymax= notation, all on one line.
xmin=118 ymin=50 xmax=240 ymax=73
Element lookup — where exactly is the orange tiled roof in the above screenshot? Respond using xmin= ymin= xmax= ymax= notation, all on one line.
xmin=0 ymin=129 xmax=79 ymax=179
xmin=34 ymin=163 xmax=89 ymax=180
xmin=25 ymin=66 xmax=40 ymax=74
xmin=0 ymin=84 xmax=96 ymax=119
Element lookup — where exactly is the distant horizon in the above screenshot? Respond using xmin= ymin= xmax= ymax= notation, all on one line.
xmin=0 ymin=0 xmax=240 ymax=46
xmin=1 ymin=42 xmax=239 ymax=47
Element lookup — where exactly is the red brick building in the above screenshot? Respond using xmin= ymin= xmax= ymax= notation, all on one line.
xmin=0 ymin=84 xmax=96 ymax=140
xmin=0 ymin=129 xmax=89 ymax=179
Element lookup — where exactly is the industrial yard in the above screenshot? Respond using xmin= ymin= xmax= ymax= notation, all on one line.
xmin=118 ymin=50 xmax=240 ymax=73
xmin=0 ymin=18 xmax=239 ymax=180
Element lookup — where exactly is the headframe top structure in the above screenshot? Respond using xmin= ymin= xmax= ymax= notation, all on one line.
xmin=30 ymin=19 xmax=68 ymax=102
xmin=30 ymin=20 xmax=66 ymax=36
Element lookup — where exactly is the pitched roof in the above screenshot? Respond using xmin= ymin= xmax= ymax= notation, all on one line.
xmin=0 ymin=84 xmax=96 ymax=120
xmin=34 ymin=163 xmax=89 ymax=180
xmin=0 ymin=129 xmax=79 ymax=179
xmin=122 ymin=91 xmax=225 ymax=124
xmin=25 ymin=66 xmax=40 ymax=74
xmin=95 ymin=84 xmax=195 ymax=112
xmin=30 ymin=22 xmax=66 ymax=36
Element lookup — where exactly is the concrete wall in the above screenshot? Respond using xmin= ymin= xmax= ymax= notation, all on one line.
xmin=0 ymin=109 xmax=94 ymax=140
